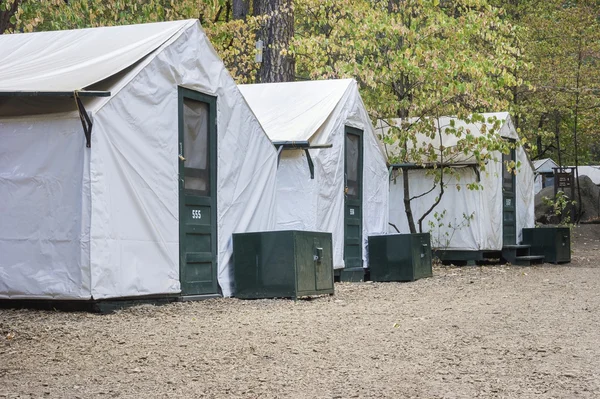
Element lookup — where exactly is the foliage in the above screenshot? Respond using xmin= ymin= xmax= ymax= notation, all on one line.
xmin=291 ymin=0 xmax=523 ymax=233
xmin=293 ymin=0 xmax=521 ymax=120
xmin=498 ymin=0 xmax=600 ymax=165
xmin=541 ymin=190 xmax=577 ymax=226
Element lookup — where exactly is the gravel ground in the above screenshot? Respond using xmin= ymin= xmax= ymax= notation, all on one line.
xmin=1 ymin=225 xmax=599 ymax=399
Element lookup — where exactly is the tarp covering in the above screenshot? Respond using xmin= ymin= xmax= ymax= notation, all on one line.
xmin=0 ymin=20 xmax=277 ymax=299
xmin=0 ymin=20 xmax=194 ymax=92
xmin=381 ymin=113 xmax=535 ymax=251
xmin=239 ymin=79 xmax=389 ymax=269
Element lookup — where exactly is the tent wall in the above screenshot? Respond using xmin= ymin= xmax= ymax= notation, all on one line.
xmin=89 ymin=23 xmax=277 ymax=299
xmin=274 ymin=82 xmax=388 ymax=269
xmin=0 ymin=114 xmax=91 ymax=299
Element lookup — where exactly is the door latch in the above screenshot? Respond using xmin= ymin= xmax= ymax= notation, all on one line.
xmin=179 ymin=143 xmax=186 ymax=161
xmin=314 ymin=247 xmax=323 ymax=263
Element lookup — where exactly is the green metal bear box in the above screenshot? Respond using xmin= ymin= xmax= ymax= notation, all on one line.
xmin=233 ymin=230 xmax=334 ymax=299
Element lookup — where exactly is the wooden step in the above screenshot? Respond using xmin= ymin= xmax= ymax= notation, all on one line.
xmin=339 ymin=267 xmax=365 ymax=282
xmin=503 ymin=244 xmax=531 ymax=250
xmin=502 ymin=244 xmax=532 ymax=262
xmin=512 ymin=255 xmax=545 ymax=266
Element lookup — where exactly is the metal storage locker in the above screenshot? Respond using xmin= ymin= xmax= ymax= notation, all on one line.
xmin=233 ymin=231 xmax=334 ymax=299
xmin=522 ymin=227 xmax=571 ymax=264
xmin=368 ymin=233 xmax=432 ymax=282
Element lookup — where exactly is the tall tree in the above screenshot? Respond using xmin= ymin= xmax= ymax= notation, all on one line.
xmin=0 ymin=0 xmax=20 ymax=34
xmin=496 ymin=0 xmax=600 ymax=167
xmin=253 ymin=0 xmax=295 ymax=82
xmin=233 ymin=0 xmax=249 ymax=19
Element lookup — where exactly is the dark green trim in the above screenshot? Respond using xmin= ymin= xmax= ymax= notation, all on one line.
xmin=304 ymin=149 xmax=315 ymax=179
xmin=0 ymin=91 xmax=111 ymax=97
xmin=273 ymin=140 xmax=310 ymax=148
xmin=344 ymin=126 xmax=364 ymax=270
xmin=178 ymin=86 xmax=219 ymax=296
xmin=272 ymin=141 xmax=332 ymax=149
xmin=502 ymin=140 xmax=517 ymax=245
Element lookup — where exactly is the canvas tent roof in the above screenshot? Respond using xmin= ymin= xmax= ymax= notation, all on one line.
xmin=377 ymin=112 xmax=516 ymax=165
xmin=0 ymin=20 xmax=195 ymax=94
xmin=238 ymin=79 xmax=354 ymax=142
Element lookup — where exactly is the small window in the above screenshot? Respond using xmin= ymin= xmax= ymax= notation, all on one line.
xmin=346 ymin=133 xmax=360 ymax=197
xmin=182 ymin=97 xmax=210 ymax=196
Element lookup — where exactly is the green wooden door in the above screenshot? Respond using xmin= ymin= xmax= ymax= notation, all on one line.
xmin=344 ymin=127 xmax=363 ymax=269
xmin=178 ymin=87 xmax=218 ymax=296
xmin=502 ymin=145 xmax=516 ymax=245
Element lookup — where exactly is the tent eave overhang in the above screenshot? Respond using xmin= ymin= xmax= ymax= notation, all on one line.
xmin=0 ymin=90 xmax=112 ymax=148
xmin=0 ymin=90 xmax=111 ymax=97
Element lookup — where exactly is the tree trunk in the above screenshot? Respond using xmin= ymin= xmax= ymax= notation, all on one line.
xmin=536 ymin=113 xmax=546 ymax=159
xmin=402 ymin=168 xmax=417 ymax=234
xmin=233 ymin=0 xmax=249 ymax=20
xmin=554 ymin=111 xmax=562 ymax=167
xmin=573 ymin=35 xmax=583 ymax=223
xmin=253 ymin=0 xmax=295 ymax=82
xmin=0 ymin=0 xmax=21 ymax=34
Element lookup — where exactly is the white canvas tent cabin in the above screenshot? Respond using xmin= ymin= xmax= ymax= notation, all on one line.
xmin=534 ymin=158 xmax=558 ymax=194
xmin=377 ymin=112 xmax=535 ymax=265
xmin=0 ymin=20 xmax=278 ymax=305
xmin=238 ymin=79 xmax=389 ymax=281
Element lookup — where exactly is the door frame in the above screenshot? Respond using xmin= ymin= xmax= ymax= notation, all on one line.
xmin=177 ymin=86 xmax=218 ymax=296
xmin=343 ymin=126 xmax=364 ymax=269
xmin=502 ymin=141 xmax=516 ymax=246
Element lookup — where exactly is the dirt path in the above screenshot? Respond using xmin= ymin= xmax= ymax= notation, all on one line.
xmin=1 ymin=226 xmax=600 ymax=398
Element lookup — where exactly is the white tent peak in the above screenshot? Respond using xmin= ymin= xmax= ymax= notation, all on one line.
xmin=0 ymin=19 xmax=196 ymax=92
xmin=533 ymin=158 xmax=558 ymax=173
xmin=239 ymin=79 xmax=355 ymax=142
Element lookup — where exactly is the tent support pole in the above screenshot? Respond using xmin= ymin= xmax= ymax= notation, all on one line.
xmin=304 ymin=149 xmax=315 ymax=179
xmin=471 ymin=165 xmax=481 ymax=182
xmin=74 ymin=93 xmax=93 ymax=148
xmin=273 ymin=142 xmax=331 ymax=179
